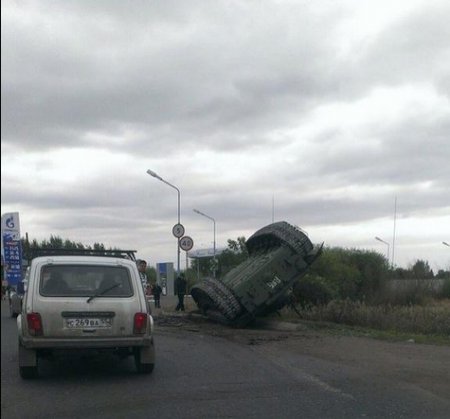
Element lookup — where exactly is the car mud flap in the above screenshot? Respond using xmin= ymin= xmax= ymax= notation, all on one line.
xmin=18 ymin=340 xmax=37 ymax=367
xmin=139 ymin=340 xmax=155 ymax=364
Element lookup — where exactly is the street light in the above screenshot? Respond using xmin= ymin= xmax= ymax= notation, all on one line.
xmin=193 ymin=208 xmax=216 ymax=278
xmin=147 ymin=169 xmax=181 ymax=276
xmin=375 ymin=236 xmax=390 ymax=265
xmin=443 ymin=242 xmax=450 ymax=247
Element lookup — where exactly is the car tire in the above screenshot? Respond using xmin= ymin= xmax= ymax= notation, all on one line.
xmin=19 ymin=366 xmax=38 ymax=379
xmin=136 ymin=361 xmax=154 ymax=374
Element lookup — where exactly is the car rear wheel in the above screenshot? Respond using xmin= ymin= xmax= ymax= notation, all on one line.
xmin=136 ymin=360 xmax=154 ymax=374
xmin=19 ymin=366 xmax=38 ymax=379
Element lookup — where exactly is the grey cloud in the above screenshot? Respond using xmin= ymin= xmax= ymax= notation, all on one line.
xmin=1 ymin=0 xmax=344 ymax=153
xmin=298 ymin=107 xmax=450 ymax=196
xmin=2 ymin=1 xmax=450 ymax=267
xmin=354 ymin=2 xmax=450 ymax=90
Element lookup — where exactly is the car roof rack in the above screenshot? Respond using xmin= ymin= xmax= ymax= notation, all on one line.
xmin=29 ymin=248 xmax=137 ymax=261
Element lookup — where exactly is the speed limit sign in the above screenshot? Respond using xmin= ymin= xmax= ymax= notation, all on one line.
xmin=172 ymin=223 xmax=185 ymax=238
xmin=179 ymin=236 xmax=194 ymax=251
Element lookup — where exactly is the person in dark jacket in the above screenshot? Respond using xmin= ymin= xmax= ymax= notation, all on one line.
xmin=174 ymin=273 xmax=187 ymax=311
xmin=152 ymin=283 xmax=163 ymax=308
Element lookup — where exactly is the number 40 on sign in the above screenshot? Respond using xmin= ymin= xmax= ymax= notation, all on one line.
xmin=179 ymin=236 xmax=194 ymax=251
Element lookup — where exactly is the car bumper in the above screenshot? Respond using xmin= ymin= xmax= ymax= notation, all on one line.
xmin=20 ymin=335 xmax=153 ymax=350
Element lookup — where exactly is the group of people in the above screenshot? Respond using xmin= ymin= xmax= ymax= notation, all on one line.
xmin=136 ymin=259 xmax=187 ymax=311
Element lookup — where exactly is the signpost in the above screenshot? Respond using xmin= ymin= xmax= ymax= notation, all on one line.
xmin=1 ymin=212 xmax=23 ymax=286
xmin=179 ymin=236 xmax=194 ymax=252
xmin=179 ymin=236 xmax=194 ymax=272
xmin=172 ymin=223 xmax=185 ymax=239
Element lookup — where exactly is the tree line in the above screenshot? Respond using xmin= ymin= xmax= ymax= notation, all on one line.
xmin=191 ymin=238 xmax=450 ymax=304
xmin=20 ymin=235 xmax=450 ymax=301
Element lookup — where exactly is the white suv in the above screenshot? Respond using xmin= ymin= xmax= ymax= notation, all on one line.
xmin=17 ymin=251 xmax=155 ymax=379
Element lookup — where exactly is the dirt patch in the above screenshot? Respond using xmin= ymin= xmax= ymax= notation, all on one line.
xmin=154 ymin=312 xmax=450 ymax=401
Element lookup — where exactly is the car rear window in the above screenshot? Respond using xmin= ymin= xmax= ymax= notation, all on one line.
xmin=39 ymin=265 xmax=133 ymax=297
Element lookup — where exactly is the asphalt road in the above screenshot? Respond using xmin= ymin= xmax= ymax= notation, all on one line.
xmin=1 ymin=299 xmax=449 ymax=419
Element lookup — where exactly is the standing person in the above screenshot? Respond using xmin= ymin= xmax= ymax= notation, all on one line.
xmin=152 ymin=282 xmax=163 ymax=308
xmin=175 ymin=273 xmax=187 ymax=312
xmin=136 ymin=259 xmax=149 ymax=295
xmin=6 ymin=284 xmax=12 ymax=302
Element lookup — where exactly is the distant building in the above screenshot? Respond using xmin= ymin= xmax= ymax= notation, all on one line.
xmin=187 ymin=247 xmax=226 ymax=259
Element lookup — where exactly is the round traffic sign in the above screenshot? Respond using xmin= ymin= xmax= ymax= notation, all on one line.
xmin=179 ymin=236 xmax=194 ymax=251
xmin=172 ymin=223 xmax=185 ymax=238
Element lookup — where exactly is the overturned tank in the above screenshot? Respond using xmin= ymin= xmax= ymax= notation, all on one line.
xmin=191 ymin=221 xmax=323 ymax=327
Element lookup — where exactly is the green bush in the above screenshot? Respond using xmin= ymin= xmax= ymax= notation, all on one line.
xmin=307 ymin=247 xmax=389 ymax=301
xmin=288 ymin=299 xmax=450 ymax=335
xmin=382 ymin=281 xmax=433 ymax=306
xmin=442 ymin=279 xmax=450 ymax=299
xmin=292 ymin=275 xmax=336 ymax=308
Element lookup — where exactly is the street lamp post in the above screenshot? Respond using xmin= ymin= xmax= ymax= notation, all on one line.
xmin=193 ymin=208 xmax=216 ymax=278
xmin=375 ymin=236 xmax=390 ymax=266
xmin=147 ymin=169 xmax=181 ymax=276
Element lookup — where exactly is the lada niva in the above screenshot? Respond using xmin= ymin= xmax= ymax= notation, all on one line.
xmin=17 ymin=250 xmax=155 ymax=378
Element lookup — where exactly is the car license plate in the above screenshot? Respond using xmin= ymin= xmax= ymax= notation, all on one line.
xmin=66 ymin=318 xmax=112 ymax=328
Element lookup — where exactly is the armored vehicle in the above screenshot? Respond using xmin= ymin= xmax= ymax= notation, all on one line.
xmin=191 ymin=221 xmax=323 ymax=326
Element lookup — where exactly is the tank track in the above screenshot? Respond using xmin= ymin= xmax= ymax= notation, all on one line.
xmin=191 ymin=278 xmax=242 ymax=323
xmin=246 ymin=221 xmax=313 ymax=256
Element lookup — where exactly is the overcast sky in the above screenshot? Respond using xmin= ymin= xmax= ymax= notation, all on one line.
xmin=1 ymin=0 xmax=449 ymax=271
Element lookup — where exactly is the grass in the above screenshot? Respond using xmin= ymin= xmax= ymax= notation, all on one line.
xmin=275 ymin=298 xmax=450 ymax=345
xmin=290 ymin=319 xmax=450 ymax=346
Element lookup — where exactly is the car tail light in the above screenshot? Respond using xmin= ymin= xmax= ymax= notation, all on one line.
xmin=133 ymin=313 xmax=147 ymax=334
xmin=27 ymin=313 xmax=43 ymax=336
